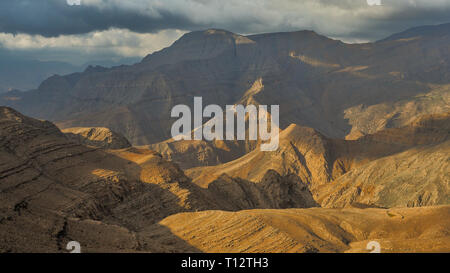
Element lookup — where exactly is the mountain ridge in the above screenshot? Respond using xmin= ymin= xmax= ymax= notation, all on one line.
xmin=2 ymin=23 xmax=450 ymax=145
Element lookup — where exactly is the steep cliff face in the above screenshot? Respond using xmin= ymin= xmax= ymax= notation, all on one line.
xmin=2 ymin=25 xmax=450 ymax=145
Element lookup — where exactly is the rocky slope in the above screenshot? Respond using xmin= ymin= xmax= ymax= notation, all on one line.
xmin=205 ymin=171 xmax=318 ymax=211
xmin=319 ymin=141 xmax=449 ymax=208
xmin=0 ymin=107 xmax=323 ymax=252
xmin=187 ymin=113 xmax=450 ymax=208
xmin=344 ymin=84 xmax=450 ymax=139
xmin=2 ymin=24 xmax=450 ymax=144
xmin=0 ymin=106 xmax=218 ymax=223
xmin=62 ymin=127 xmax=132 ymax=149
xmin=186 ymin=124 xmax=335 ymax=189
xmin=0 ymin=106 xmax=213 ymax=252
xmin=0 ymin=107 xmax=448 ymax=252
xmin=145 ymin=139 xmax=249 ymax=169
xmin=150 ymin=206 xmax=450 ymax=253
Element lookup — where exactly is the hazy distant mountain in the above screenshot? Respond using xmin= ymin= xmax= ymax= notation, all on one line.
xmin=0 ymin=49 xmax=141 ymax=93
xmin=379 ymin=22 xmax=450 ymax=42
xmin=80 ymin=57 xmax=142 ymax=70
xmin=1 ymin=24 xmax=449 ymax=146
xmin=0 ymin=50 xmax=78 ymax=93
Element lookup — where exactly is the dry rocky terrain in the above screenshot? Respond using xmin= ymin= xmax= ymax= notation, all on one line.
xmin=0 ymin=106 xmax=448 ymax=252
xmin=1 ymin=23 xmax=450 ymax=253
xmin=62 ymin=127 xmax=132 ymax=149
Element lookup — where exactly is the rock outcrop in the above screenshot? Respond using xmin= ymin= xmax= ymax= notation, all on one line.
xmin=62 ymin=127 xmax=131 ymax=149
xmin=146 ymin=139 xmax=249 ymax=169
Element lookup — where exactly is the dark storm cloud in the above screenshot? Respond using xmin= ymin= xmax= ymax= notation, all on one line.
xmin=1 ymin=0 xmax=450 ymax=41
xmin=0 ymin=0 xmax=197 ymax=37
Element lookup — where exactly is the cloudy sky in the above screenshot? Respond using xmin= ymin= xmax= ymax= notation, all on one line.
xmin=1 ymin=0 xmax=450 ymax=64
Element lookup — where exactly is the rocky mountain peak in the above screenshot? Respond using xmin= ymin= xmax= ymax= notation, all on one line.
xmin=141 ymin=28 xmax=253 ymax=67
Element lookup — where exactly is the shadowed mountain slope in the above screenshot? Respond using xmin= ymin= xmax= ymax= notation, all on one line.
xmin=2 ymin=24 xmax=450 ymax=145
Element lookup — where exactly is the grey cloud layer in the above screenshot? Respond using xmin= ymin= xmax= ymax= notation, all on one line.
xmin=0 ymin=0 xmax=196 ymax=37
xmin=1 ymin=0 xmax=450 ymax=40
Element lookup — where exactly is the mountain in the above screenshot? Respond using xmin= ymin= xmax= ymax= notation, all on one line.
xmin=0 ymin=50 xmax=79 ymax=93
xmin=1 ymin=22 xmax=450 ymax=253
xmin=186 ymin=112 xmax=450 ymax=208
xmin=379 ymin=22 xmax=450 ymax=42
xmin=1 ymin=107 xmax=448 ymax=253
xmin=0 ymin=105 xmax=212 ymax=251
xmin=0 ymin=49 xmax=141 ymax=94
xmin=0 ymin=107 xmax=325 ymax=252
xmin=319 ymin=141 xmax=449 ymax=208
xmin=1 ymin=24 xmax=449 ymax=145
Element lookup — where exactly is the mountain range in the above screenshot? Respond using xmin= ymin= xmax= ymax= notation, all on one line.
xmin=0 ymin=49 xmax=141 ymax=93
xmin=1 ymin=23 xmax=449 ymax=145
xmin=0 ymin=23 xmax=449 ymax=253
